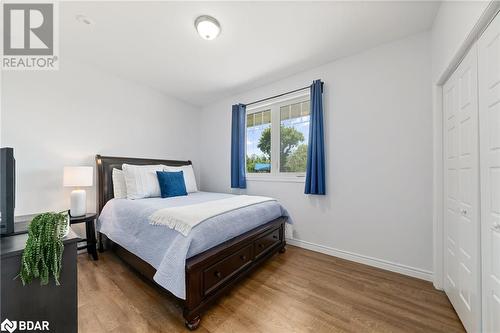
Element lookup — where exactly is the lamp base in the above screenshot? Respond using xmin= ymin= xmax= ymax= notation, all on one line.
xmin=70 ymin=189 xmax=87 ymax=217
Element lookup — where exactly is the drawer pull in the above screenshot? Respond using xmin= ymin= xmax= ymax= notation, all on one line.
xmin=214 ymin=271 xmax=222 ymax=278
xmin=258 ymin=244 xmax=264 ymax=249
xmin=240 ymin=255 xmax=247 ymax=261
xmin=272 ymin=235 xmax=278 ymax=239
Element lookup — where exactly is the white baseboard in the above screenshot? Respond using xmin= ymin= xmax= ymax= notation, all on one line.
xmin=286 ymin=238 xmax=433 ymax=282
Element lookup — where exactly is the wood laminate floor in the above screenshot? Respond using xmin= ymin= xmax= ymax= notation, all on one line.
xmin=78 ymin=246 xmax=465 ymax=333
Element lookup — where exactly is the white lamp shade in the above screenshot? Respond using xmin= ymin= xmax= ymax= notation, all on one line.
xmin=63 ymin=166 xmax=93 ymax=187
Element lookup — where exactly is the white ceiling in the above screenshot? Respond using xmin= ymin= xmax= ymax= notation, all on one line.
xmin=61 ymin=1 xmax=440 ymax=106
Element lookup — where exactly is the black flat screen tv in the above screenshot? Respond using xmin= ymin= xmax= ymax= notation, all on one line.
xmin=1 ymin=147 xmax=15 ymax=236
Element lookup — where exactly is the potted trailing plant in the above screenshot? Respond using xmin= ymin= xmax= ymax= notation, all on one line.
xmin=18 ymin=212 xmax=69 ymax=286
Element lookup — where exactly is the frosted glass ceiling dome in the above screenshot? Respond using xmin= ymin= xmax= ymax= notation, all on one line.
xmin=195 ymin=15 xmax=221 ymax=40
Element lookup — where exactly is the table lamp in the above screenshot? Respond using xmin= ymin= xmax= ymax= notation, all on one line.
xmin=63 ymin=166 xmax=93 ymax=217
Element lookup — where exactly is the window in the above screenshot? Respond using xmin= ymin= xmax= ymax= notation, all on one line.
xmin=246 ymin=109 xmax=271 ymax=173
xmin=246 ymin=94 xmax=310 ymax=178
xmin=279 ymin=100 xmax=310 ymax=172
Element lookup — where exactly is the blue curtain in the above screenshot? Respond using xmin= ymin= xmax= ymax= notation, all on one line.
xmin=231 ymin=103 xmax=247 ymax=189
xmin=305 ymin=80 xmax=326 ymax=195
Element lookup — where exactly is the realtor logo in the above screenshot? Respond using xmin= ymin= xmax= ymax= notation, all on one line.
xmin=3 ymin=3 xmax=53 ymax=55
xmin=0 ymin=319 xmax=17 ymax=333
xmin=2 ymin=2 xmax=59 ymax=70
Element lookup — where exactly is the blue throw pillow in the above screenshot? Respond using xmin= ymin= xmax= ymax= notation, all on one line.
xmin=156 ymin=171 xmax=187 ymax=198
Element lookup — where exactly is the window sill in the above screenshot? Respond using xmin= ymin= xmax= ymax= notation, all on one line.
xmin=246 ymin=175 xmax=306 ymax=183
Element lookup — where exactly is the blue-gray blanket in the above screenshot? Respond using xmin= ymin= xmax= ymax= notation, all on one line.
xmin=97 ymin=192 xmax=289 ymax=299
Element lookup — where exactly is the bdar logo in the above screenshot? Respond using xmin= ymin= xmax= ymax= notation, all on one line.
xmin=0 ymin=319 xmax=17 ymax=333
xmin=0 ymin=319 xmax=49 ymax=332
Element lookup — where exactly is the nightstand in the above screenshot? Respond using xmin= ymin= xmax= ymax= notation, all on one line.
xmin=1 ymin=228 xmax=80 ymax=333
xmin=69 ymin=212 xmax=98 ymax=260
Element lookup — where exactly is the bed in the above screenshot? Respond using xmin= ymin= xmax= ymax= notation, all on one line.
xmin=95 ymin=155 xmax=288 ymax=330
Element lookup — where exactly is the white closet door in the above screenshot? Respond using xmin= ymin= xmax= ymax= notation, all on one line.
xmin=444 ymin=64 xmax=460 ymax=309
xmin=479 ymin=12 xmax=500 ymax=333
xmin=443 ymin=44 xmax=481 ymax=333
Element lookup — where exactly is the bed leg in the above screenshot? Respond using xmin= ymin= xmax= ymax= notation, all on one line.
xmin=185 ymin=315 xmax=201 ymax=330
xmin=279 ymin=240 xmax=287 ymax=254
xmin=98 ymin=233 xmax=105 ymax=252
xmin=98 ymin=233 xmax=112 ymax=252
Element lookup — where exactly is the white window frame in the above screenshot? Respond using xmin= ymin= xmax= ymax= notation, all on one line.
xmin=245 ymin=91 xmax=310 ymax=182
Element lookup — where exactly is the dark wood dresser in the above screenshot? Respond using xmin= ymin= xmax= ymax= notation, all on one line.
xmin=1 ymin=228 xmax=80 ymax=333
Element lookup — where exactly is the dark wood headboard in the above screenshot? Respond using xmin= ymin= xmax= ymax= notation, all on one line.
xmin=95 ymin=155 xmax=192 ymax=214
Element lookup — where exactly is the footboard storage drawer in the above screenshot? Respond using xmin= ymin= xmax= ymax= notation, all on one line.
xmin=184 ymin=217 xmax=286 ymax=327
xmin=203 ymin=244 xmax=253 ymax=295
xmin=254 ymin=227 xmax=281 ymax=259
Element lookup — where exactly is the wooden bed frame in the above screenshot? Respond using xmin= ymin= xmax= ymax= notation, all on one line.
xmin=95 ymin=155 xmax=287 ymax=330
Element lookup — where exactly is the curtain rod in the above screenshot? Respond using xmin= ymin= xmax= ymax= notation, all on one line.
xmin=243 ymin=81 xmax=323 ymax=107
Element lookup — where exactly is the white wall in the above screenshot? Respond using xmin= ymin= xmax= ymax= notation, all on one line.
xmin=1 ymin=60 xmax=201 ymax=216
xmin=199 ymin=32 xmax=433 ymax=278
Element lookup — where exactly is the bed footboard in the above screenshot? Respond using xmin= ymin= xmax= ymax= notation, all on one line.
xmin=98 ymin=217 xmax=287 ymax=330
xmin=183 ymin=217 xmax=286 ymax=329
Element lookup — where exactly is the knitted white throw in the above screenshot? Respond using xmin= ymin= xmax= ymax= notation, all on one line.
xmin=149 ymin=195 xmax=275 ymax=236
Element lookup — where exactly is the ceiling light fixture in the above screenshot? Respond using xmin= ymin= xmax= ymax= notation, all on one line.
xmin=76 ymin=14 xmax=94 ymax=26
xmin=195 ymin=15 xmax=221 ymax=40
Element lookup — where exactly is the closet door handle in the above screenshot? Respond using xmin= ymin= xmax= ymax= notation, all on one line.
xmin=492 ymin=223 xmax=500 ymax=232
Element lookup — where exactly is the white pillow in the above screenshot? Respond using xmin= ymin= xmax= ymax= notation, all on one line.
xmin=122 ymin=164 xmax=165 ymax=199
xmin=164 ymin=165 xmax=198 ymax=193
xmin=112 ymin=168 xmax=127 ymax=199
